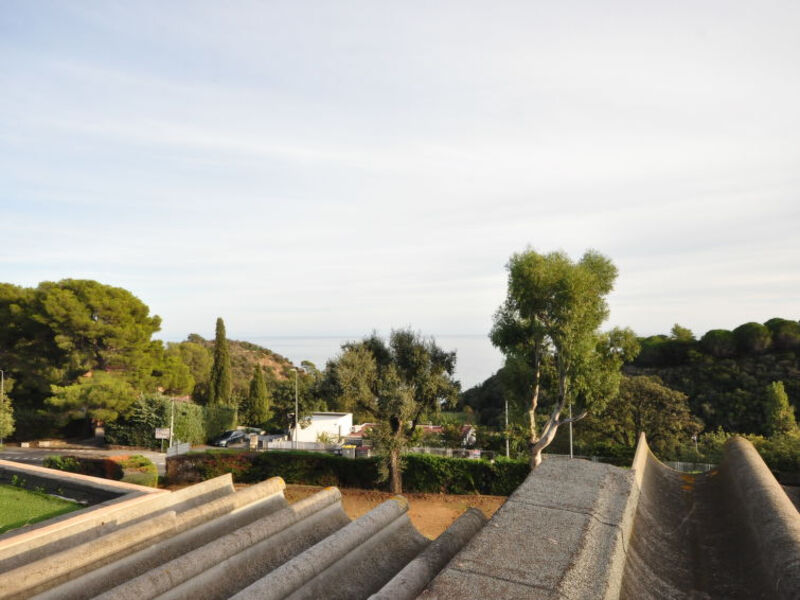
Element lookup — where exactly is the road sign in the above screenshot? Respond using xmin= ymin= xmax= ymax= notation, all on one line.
xmin=155 ymin=427 xmax=171 ymax=440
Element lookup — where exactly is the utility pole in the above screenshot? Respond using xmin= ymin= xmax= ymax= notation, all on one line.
xmin=169 ymin=397 xmax=175 ymax=450
xmin=293 ymin=368 xmax=299 ymax=449
xmin=504 ymin=397 xmax=510 ymax=458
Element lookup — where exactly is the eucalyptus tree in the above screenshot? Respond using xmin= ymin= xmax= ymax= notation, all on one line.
xmin=332 ymin=329 xmax=459 ymax=493
xmin=490 ymin=249 xmax=638 ymax=468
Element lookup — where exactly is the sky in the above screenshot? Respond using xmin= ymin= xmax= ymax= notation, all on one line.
xmin=2 ymin=2 xmax=799 ymax=365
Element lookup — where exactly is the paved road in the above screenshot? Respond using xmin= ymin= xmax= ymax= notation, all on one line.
xmin=0 ymin=446 xmax=167 ymax=476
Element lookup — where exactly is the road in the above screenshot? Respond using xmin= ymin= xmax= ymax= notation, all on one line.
xmin=0 ymin=445 xmax=167 ymax=476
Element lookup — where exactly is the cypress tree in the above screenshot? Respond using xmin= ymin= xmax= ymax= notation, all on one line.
xmin=208 ymin=317 xmax=233 ymax=406
xmin=245 ymin=365 xmax=270 ymax=426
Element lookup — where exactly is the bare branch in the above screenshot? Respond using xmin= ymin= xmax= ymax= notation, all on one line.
xmin=556 ymin=410 xmax=587 ymax=427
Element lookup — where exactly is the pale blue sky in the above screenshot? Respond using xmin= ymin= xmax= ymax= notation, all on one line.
xmin=2 ymin=1 xmax=799 ymax=355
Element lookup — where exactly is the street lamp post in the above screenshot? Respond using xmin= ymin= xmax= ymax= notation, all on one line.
xmin=293 ymin=368 xmax=299 ymax=449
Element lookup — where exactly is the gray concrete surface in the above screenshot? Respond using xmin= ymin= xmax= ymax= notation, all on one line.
xmin=33 ymin=477 xmax=289 ymax=600
xmin=370 ymin=507 xmax=486 ymax=600
xmin=420 ymin=435 xmax=800 ymax=600
xmin=419 ymin=456 xmax=635 ymax=600
xmin=283 ymin=509 xmax=429 ymax=600
xmin=620 ymin=435 xmax=800 ymax=600
xmin=231 ymin=497 xmax=413 ymax=600
xmin=96 ymin=487 xmax=348 ymax=600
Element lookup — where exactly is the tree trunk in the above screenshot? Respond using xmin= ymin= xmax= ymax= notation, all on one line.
xmin=389 ymin=446 xmax=402 ymax=494
xmin=528 ymin=363 xmax=541 ymax=463
xmin=530 ymin=419 xmax=560 ymax=468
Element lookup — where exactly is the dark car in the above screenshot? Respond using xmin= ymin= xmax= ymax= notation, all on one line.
xmin=211 ymin=429 xmax=247 ymax=447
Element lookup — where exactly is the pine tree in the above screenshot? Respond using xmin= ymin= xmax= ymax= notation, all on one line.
xmin=208 ymin=317 xmax=233 ymax=406
xmin=244 ymin=366 xmax=270 ymax=426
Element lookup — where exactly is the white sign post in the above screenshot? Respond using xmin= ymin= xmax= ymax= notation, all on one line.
xmin=155 ymin=427 xmax=171 ymax=452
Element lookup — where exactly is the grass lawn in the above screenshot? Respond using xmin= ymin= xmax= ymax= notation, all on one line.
xmin=0 ymin=484 xmax=82 ymax=534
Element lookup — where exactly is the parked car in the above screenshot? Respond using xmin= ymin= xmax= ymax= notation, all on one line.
xmin=211 ymin=430 xmax=247 ymax=447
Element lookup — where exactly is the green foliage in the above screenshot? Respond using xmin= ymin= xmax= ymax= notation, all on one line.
xmin=627 ymin=317 xmax=800 ymax=436
xmin=208 ymin=318 xmax=233 ymax=406
xmin=203 ymin=404 xmax=238 ymax=441
xmin=268 ymin=367 xmax=326 ymax=432
xmin=670 ymin=324 xmax=695 ymax=342
xmin=168 ymin=450 xmax=527 ymax=495
xmin=42 ymin=455 xmax=82 ymax=472
xmin=764 ymin=381 xmax=797 ymax=436
xmin=585 ymin=375 xmax=700 ymax=456
xmin=105 ymin=394 xmax=231 ymax=448
xmin=43 ymin=454 xmax=124 ymax=480
xmin=327 ymin=329 xmax=460 ymax=492
xmin=0 ymin=380 xmax=14 ymax=442
xmin=700 ymin=329 xmax=736 ymax=358
xmin=0 ymin=279 xmax=205 ymax=439
xmin=490 ymin=248 xmax=637 ymax=464
xmin=48 ymin=372 xmax=137 ymax=423
xmin=153 ymin=347 xmax=195 ymax=396
xmin=44 ymin=453 xmax=157 ymax=487
xmin=765 ymin=318 xmax=800 ymax=352
xmin=116 ymin=455 xmax=158 ymax=487
xmin=733 ymin=322 xmax=772 ymax=354
xmin=34 ymin=279 xmax=162 ymax=379
xmin=241 ymin=366 xmax=270 ymax=426
xmin=170 ymin=341 xmax=213 ymax=402
xmin=401 ymin=454 xmax=528 ymax=495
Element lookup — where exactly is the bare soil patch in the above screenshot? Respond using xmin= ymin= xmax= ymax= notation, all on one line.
xmin=284 ymin=484 xmax=507 ymax=539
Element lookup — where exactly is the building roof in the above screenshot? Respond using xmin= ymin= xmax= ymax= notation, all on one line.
xmin=0 ymin=465 xmax=485 ymax=600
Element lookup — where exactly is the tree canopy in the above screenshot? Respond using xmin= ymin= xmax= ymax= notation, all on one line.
xmin=588 ymin=375 xmax=700 ymax=455
xmin=490 ymin=249 xmax=637 ymax=468
xmin=242 ymin=366 xmax=270 ymax=427
xmin=208 ymin=318 xmax=233 ymax=406
xmin=48 ymin=371 xmax=137 ymax=423
xmin=329 ymin=329 xmax=459 ymax=492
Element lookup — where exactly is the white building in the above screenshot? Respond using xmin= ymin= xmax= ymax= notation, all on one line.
xmin=290 ymin=412 xmax=353 ymax=443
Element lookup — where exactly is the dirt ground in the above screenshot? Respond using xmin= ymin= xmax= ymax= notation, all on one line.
xmin=283 ymin=484 xmax=507 ymax=539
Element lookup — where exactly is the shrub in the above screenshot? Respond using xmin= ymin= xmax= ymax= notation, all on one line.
xmin=106 ymin=394 xmax=235 ymax=448
xmin=167 ymin=450 xmax=527 ymax=495
xmin=113 ymin=454 xmax=159 ymax=487
xmin=43 ymin=455 xmax=82 ymax=472
xmin=43 ymin=455 xmax=123 ymax=480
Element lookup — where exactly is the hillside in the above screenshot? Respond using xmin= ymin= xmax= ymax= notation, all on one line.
xmin=184 ymin=334 xmax=294 ymax=401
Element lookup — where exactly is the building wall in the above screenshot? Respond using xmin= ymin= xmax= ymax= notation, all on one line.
xmin=292 ymin=413 xmax=353 ymax=443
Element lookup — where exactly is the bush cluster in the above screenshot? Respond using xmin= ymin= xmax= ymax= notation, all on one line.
xmin=167 ymin=450 xmax=527 ymax=495
xmin=44 ymin=454 xmax=158 ymax=487
xmin=105 ymin=394 xmax=236 ymax=449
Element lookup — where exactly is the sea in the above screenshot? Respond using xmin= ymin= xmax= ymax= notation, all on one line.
xmin=245 ymin=334 xmax=504 ymax=391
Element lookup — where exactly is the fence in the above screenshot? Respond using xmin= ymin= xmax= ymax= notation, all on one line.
xmin=664 ymin=460 xmax=717 ymax=473
xmin=167 ymin=441 xmax=192 ymax=457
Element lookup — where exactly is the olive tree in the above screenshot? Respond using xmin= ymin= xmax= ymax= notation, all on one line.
xmin=490 ymin=249 xmax=638 ymax=468
xmin=331 ymin=329 xmax=459 ymax=493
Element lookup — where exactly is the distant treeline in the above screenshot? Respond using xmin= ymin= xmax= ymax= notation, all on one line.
xmin=0 ymin=279 xmax=317 ymax=439
xmin=460 ymin=319 xmax=800 ymax=468
xmin=630 ymin=319 xmax=800 ymax=435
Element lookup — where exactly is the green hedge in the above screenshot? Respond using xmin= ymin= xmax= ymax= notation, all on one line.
xmin=167 ymin=450 xmax=528 ymax=495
